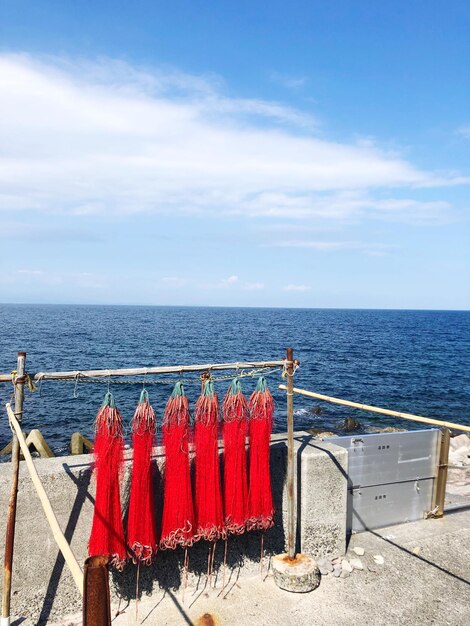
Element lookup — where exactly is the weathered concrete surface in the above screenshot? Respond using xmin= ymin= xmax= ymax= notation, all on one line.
xmin=296 ymin=437 xmax=347 ymax=558
xmin=49 ymin=508 xmax=470 ymax=626
xmin=0 ymin=431 xmax=347 ymax=625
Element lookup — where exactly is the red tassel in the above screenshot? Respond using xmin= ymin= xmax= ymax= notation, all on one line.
xmin=88 ymin=391 xmax=127 ymax=569
xmin=127 ymin=389 xmax=158 ymax=564
xmin=247 ymin=377 xmax=275 ymax=531
xmin=194 ymin=380 xmax=225 ymax=541
xmin=160 ymin=382 xmax=195 ymax=549
xmin=222 ymin=378 xmax=248 ymax=535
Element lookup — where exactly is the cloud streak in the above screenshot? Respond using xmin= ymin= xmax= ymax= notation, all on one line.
xmin=0 ymin=54 xmax=467 ymax=226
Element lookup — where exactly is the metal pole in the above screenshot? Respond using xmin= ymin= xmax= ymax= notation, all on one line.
xmin=2 ymin=352 xmax=26 ymax=626
xmin=431 ymin=428 xmax=450 ymax=518
xmin=0 ymin=359 xmax=285 ymax=383
xmin=286 ymin=347 xmax=295 ymax=560
xmin=279 ymin=385 xmax=470 ymax=434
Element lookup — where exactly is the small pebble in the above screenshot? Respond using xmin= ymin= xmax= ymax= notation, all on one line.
xmin=350 ymin=558 xmax=363 ymax=570
xmin=340 ymin=570 xmax=350 ymax=579
xmin=325 ymin=561 xmax=334 ymax=572
xmin=353 ymin=546 xmax=365 ymax=556
xmin=373 ymin=555 xmax=384 ymax=565
xmin=333 ymin=566 xmax=341 ymax=577
xmin=412 ymin=546 xmax=421 ymax=555
xmin=341 ymin=559 xmax=353 ymax=573
xmin=319 ymin=565 xmax=330 ymax=576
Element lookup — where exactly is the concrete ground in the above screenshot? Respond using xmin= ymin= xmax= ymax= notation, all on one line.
xmin=45 ymin=507 xmax=470 ymax=626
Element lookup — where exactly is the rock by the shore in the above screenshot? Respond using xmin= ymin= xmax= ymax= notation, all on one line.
xmin=449 ymin=434 xmax=470 ymax=467
xmin=341 ymin=417 xmax=361 ymax=431
xmin=306 ymin=428 xmax=336 ymax=439
xmin=308 ymin=406 xmax=323 ymax=415
xmin=366 ymin=426 xmax=407 ymax=434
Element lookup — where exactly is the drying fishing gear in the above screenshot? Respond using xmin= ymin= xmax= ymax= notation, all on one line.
xmin=88 ymin=391 xmax=127 ymax=569
xmin=160 ymin=382 xmax=195 ymax=550
xmin=222 ymin=378 xmax=249 ymax=535
xmin=127 ymin=389 xmax=158 ymax=564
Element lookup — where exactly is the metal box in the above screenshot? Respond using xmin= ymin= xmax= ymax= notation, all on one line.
xmin=327 ymin=429 xmax=440 ymax=533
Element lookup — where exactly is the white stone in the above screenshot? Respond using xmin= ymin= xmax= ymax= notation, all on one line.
xmin=350 ymin=558 xmax=364 ymax=570
xmin=353 ymin=546 xmax=365 ymax=556
xmin=373 ymin=555 xmax=385 ymax=565
xmin=341 ymin=559 xmax=353 ymax=573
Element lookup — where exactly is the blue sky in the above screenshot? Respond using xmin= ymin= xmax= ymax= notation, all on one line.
xmin=0 ymin=1 xmax=469 ymax=308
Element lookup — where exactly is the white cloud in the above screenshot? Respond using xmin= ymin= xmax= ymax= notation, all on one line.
xmin=457 ymin=125 xmax=470 ymax=139
xmin=156 ymin=275 xmax=265 ymax=291
xmin=0 ymin=54 xmax=467 ymax=225
xmin=283 ymin=284 xmax=311 ymax=292
xmin=221 ymin=275 xmax=239 ymax=286
xmin=244 ymin=282 xmax=264 ymax=291
xmin=271 ymin=240 xmax=396 ymax=256
xmin=13 ymin=269 xmax=104 ymax=289
xmin=17 ymin=269 xmax=44 ymax=276
xmin=270 ymin=71 xmax=308 ymax=89
xmin=160 ymin=276 xmax=187 ymax=288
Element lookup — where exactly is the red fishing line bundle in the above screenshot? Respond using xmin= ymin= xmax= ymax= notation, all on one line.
xmin=127 ymin=389 xmax=158 ymax=564
xmin=247 ymin=377 xmax=275 ymax=531
xmin=160 ymin=382 xmax=195 ymax=549
xmin=222 ymin=378 xmax=249 ymax=535
xmin=88 ymin=391 xmax=127 ymax=569
xmin=194 ymin=380 xmax=225 ymax=541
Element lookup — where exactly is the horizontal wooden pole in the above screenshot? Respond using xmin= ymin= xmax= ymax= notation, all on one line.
xmin=6 ymin=404 xmax=84 ymax=594
xmin=279 ymin=384 xmax=470 ymax=433
xmin=0 ymin=360 xmax=285 ymax=383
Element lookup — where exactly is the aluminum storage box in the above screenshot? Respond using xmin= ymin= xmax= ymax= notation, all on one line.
xmin=327 ymin=429 xmax=440 ymax=532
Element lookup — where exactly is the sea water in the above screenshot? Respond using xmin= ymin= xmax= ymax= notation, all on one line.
xmin=1 ymin=304 xmax=469 ymax=456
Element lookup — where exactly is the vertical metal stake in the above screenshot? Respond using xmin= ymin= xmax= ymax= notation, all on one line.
xmin=286 ymin=347 xmax=295 ymax=560
xmin=431 ymin=427 xmax=450 ymax=518
xmin=2 ymin=352 xmax=26 ymax=626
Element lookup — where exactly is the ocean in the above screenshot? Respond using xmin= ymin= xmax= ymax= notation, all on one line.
xmin=1 ymin=304 xmax=469 ymax=457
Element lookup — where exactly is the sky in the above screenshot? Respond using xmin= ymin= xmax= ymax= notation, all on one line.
xmin=0 ymin=1 xmax=469 ymax=309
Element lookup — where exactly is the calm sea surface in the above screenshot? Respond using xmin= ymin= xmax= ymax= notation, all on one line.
xmin=1 ymin=305 xmax=469 ymax=456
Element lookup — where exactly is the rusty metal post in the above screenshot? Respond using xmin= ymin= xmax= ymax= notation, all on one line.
xmin=431 ymin=428 xmax=450 ymax=518
xmin=2 ymin=352 xmax=26 ymax=626
xmin=286 ymin=347 xmax=295 ymax=559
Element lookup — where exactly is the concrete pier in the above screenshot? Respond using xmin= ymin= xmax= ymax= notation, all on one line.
xmin=0 ymin=432 xmax=348 ymax=624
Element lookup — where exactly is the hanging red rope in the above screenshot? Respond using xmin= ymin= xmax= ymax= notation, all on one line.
xmin=88 ymin=391 xmax=127 ymax=569
xmin=247 ymin=377 xmax=275 ymax=531
xmin=127 ymin=389 xmax=158 ymax=564
xmin=160 ymin=382 xmax=195 ymax=549
xmin=194 ymin=380 xmax=225 ymax=542
xmin=222 ymin=378 xmax=249 ymax=535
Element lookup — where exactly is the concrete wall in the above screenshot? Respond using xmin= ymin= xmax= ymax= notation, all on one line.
xmin=0 ymin=432 xmax=347 ymax=625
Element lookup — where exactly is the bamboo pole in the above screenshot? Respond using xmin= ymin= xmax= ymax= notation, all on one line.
xmin=285 ymin=348 xmax=295 ymax=560
xmin=5 ymin=403 xmax=84 ymax=594
xmin=2 ymin=352 xmax=25 ymax=626
xmin=279 ymin=385 xmax=470 ymax=433
xmin=0 ymin=360 xmax=285 ymax=383
xmin=431 ymin=429 xmax=451 ymax=517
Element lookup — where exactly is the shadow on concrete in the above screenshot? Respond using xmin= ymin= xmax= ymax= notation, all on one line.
xmin=36 ymin=464 xmax=92 ymax=626
xmin=354 ymin=508 xmax=470 ymax=587
xmin=112 ymin=441 xmax=287 ymax=602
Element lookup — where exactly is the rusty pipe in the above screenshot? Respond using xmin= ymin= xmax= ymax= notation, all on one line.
xmin=2 ymin=352 xmax=26 ymax=626
xmin=285 ymin=347 xmax=295 ymax=560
